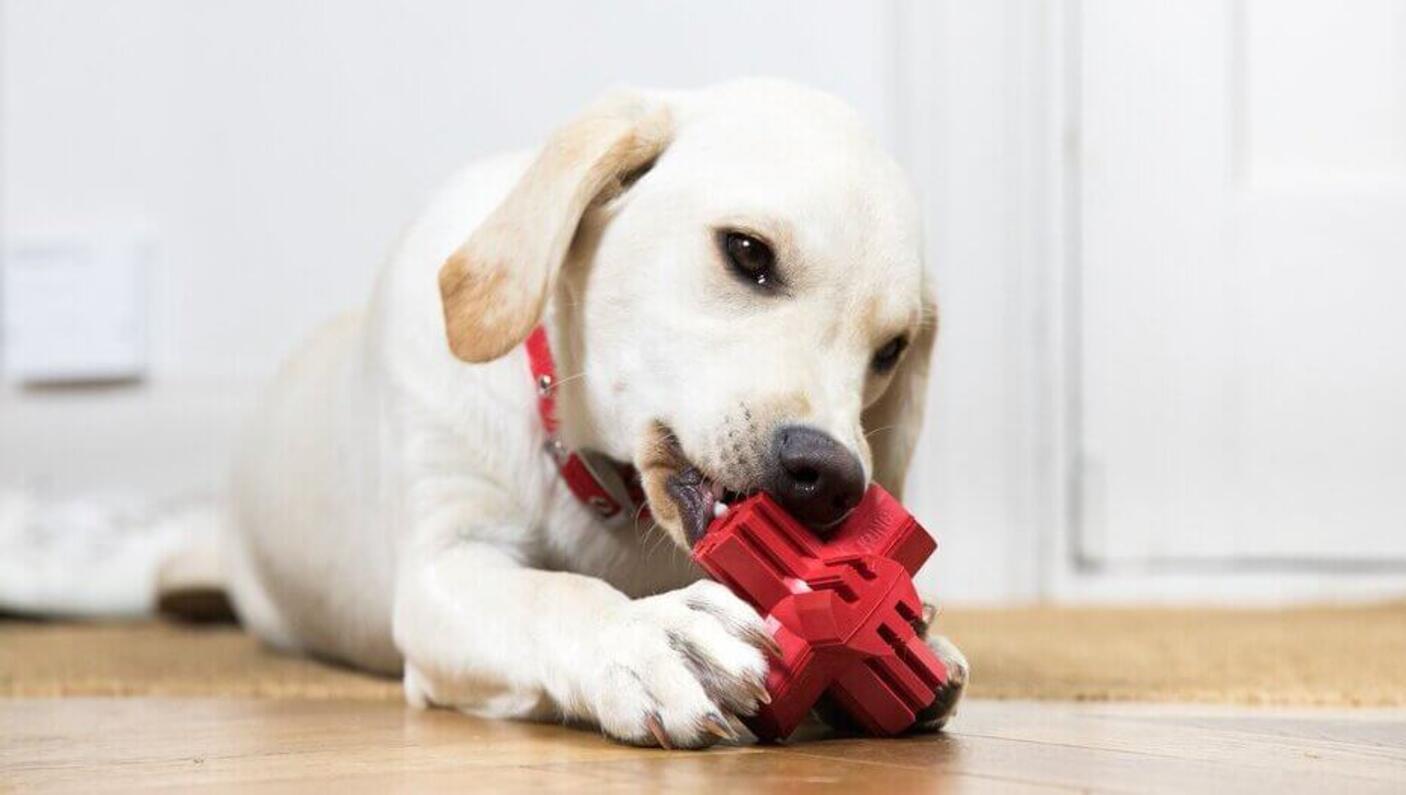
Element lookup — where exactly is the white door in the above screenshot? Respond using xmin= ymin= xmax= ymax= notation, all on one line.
xmin=1076 ymin=0 xmax=1406 ymax=566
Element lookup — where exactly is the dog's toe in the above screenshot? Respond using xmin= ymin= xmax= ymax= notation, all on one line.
xmin=910 ymin=634 xmax=969 ymax=732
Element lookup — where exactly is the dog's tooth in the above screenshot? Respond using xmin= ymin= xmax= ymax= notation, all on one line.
xmin=713 ymin=502 xmax=729 ymax=519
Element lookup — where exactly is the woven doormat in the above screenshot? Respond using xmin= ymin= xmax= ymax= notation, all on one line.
xmin=3 ymin=602 xmax=1404 ymax=705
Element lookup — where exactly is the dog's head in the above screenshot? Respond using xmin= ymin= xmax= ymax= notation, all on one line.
xmin=439 ymin=79 xmax=934 ymax=548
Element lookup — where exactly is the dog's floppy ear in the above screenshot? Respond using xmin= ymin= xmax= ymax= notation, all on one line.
xmin=438 ymin=91 xmax=674 ymax=362
xmin=863 ymin=283 xmax=938 ymax=501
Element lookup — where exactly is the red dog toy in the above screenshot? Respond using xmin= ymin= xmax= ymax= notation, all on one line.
xmin=691 ymin=484 xmax=948 ymax=740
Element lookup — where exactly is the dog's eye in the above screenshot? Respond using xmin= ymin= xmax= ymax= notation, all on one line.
xmin=872 ymin=336 xmax=909 ymax=374
xmin=721 ymin=231 xmax=777 ymax=288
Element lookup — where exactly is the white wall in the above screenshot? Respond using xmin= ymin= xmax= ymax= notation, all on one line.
xmin=892 ymin=1 xmax=1058 ymax=602
xmin=2 ymin=0 xmax=899 ymax=384
xmin=2 ymin=1 xmax=1044 ymax=603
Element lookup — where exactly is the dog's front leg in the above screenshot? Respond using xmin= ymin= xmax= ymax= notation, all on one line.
xmin=393 ymin=538 xmax=772 ymax=749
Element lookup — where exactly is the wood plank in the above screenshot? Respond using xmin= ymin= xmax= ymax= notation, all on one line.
xmin=3 ymin=698 xmax=1404 ymax=794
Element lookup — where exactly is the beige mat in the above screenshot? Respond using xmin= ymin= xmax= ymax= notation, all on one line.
xmin=3 ymin=602 xmax=1404 ymax=706
xmin=937 ymin=601 xmax=1406 ymax=706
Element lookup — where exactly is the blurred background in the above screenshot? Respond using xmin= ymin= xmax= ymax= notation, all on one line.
xmin=2 ymin=0 xmax=1404 ymax=607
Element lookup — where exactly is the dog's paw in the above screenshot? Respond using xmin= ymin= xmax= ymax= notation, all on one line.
xmin=910 ymin=633 xmax=969 ymax=732
xmin=587 ymin=580 xmax=775 ymax=750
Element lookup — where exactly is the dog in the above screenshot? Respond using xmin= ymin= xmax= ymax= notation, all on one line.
xmin=227 ymin=78 xmax=967 ymax=749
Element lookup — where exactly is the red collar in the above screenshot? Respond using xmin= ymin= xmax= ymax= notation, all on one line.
xmin=526 ymin=326 xmax=650 ymax=522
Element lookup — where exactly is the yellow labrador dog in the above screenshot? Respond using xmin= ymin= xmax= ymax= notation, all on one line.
xmin=228 ymin=78 xmax=967 ymax=749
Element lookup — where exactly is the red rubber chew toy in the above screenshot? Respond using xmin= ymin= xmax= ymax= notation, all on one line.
xmin=691 ymin=484 xmax=948 ymax=741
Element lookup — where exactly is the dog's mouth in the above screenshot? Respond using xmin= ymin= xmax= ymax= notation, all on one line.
xmin=638 ymin=423 xmax=753 ymax=548
xmin=665 ymin=465 xmax=749 ymax=547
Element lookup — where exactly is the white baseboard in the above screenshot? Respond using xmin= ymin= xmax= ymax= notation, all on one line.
xmin=1052 ymin=568 xmax=1406 ymax=606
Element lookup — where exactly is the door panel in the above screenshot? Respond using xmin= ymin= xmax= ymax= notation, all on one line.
xmin=1077 ymin=0 xmax=1406 ymax=563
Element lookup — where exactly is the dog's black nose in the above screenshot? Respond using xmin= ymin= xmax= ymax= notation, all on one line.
xmin=768 ymin=425 xmax=866 ymax=531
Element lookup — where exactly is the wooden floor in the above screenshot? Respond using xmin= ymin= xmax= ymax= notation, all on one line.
xmin=3 ymin=698 xmax=1404 ymax=793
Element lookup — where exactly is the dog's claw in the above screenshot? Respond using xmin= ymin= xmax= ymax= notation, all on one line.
xmin=919 ymin=602 xmax=938 ymax=636
xmin=747 ymin=627 xmax=783 ymax=659
xmin=644 ymin=713 xmax=673 ymax=749
xmin=746 ymin=680 xmax=772 ymax=706
xmin=700 ymin=713 xmax=738 ymax=741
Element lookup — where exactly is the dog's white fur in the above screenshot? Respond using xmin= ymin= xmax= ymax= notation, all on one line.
xmin=228 ymin=79 xmax=965 ymax=748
